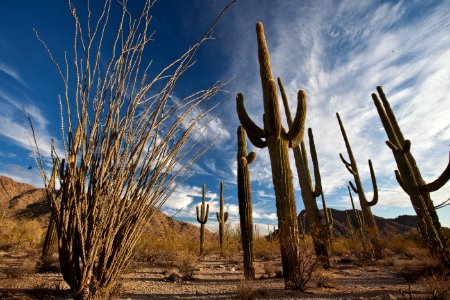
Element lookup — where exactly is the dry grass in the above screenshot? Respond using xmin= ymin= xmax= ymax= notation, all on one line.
xmin=237 ymin=279 xmax=266 ymax=300
xmin=0 ymin=217 xmax=45 ymax=252
xmin=421 ymin=274 xmax=449 ymax=300
xmin=254 ymin=237 xmax=280 ymax=260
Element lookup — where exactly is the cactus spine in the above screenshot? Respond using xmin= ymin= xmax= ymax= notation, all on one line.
xmin=336 ymin=112 xmax=382 ymax=258
xmin=372 ymin=86 xmax=450 ymax=267
xmin=237 ymin=125 xmax=256 ymax=280
xmin=196 ymin=184 xmax=209 ymax=256
xmin=216 ymin=182 xmax=228 ymax=255
xmin=236 ymin=22 xmax=307 ymax=289
xmin=278 ymin=77 xmax=330 ymax=267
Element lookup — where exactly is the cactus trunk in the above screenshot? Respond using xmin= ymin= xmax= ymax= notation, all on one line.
xmin=278 ymin=78 xmax=330 ymax=267
xmin=237 ymin=125 xmax=256 ymax=279
xmin=348 ymin=186 xmax=369 ymax=254
xmin=216 ymin=182 xmax=228 ymax=256
xmin=196 ymin=184 xmax=209 ymax=256
xmin=372 ymin=86 xmax=450 ymax=267
xmin=236 ymin=22 xmax=308 ymax=289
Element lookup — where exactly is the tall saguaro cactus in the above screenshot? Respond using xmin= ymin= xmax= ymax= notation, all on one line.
xmin=237 ymin=125 xmax=257 ymax=280
xmin=236 ymin=22 xmax=307 ymax=289
xmin=216 ymin=182 xmax=228 ymax=255
xmin=348 ymin=186 xmax=368 ymax=254
xmin=196 ymin=184 xmax=209 ymax=256
xmin=336 ymin=112 xmax=382 ymax=258
xmin=278 ymin=78 xmax=330 ymax=267
xmin=372 ymin=86 xmax=450 ymax=267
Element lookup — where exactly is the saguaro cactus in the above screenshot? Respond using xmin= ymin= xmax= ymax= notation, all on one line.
xmin=196 ymin=184 xmax=209 ymax=256
xmin=348 ymin=186 xmax=368 ymax=254
xmin=237 ymin=125 xmax=256 ymax=279
xmin=322 ymin=197 xmax=334 ymax=241
xmin=278 ymin=78 xmax=330 ymax=267
xmin=336 ymin=112 xmax=383 ymax=258
xmin=216 ymin=181 xmax=228 ymax=255
xmin=236 ymin=22 xmax=307 ymax=289
xmin=372 ymin=86 xmax=450 ymax=267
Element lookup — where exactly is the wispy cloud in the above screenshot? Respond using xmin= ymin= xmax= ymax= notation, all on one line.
xmin=0 ymin=61 xmax=30 ymax=89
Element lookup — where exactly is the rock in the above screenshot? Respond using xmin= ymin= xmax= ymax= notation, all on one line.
xmin=167 ymin=272 xmax=183 ymax=282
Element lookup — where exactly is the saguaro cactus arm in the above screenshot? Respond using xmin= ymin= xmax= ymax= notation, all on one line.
xmin=367 ymin=159 xmax=378 ymax=206
xmin=196 ymin=184 xmax=209 ymax=224
xmin=236 ymin=94 xmax=267 ymax=148
xmin=423 ymin=152 xmax=450 ymax=193
xmin=277 ymin=77 xmax=307 ymax=148
xmin=287 ymin=91 xmax=307 ymax=148
xmin=308 ymin=128 xmax=323 ymax=197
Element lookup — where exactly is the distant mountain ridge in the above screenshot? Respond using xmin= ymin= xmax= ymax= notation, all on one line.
xmin=0 ymin=175 xmax=423 ymax=239
xmin=298 ymin=208 xmax=418 ymax=237
xmin=0 ymin=175 xmax=210 ymax=240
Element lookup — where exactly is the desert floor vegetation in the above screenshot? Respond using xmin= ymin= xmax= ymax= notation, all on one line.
xmin=1 ymin=208 xmax=449 ymax=299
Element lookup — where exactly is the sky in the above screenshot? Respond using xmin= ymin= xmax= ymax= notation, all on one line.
xmin=0 ymin=0 xmax=449 ymax=234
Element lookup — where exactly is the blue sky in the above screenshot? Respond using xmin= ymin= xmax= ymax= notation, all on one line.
xmin=0 ymin=0 xmax=449 ymax=233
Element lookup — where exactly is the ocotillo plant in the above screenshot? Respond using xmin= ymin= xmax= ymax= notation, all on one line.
xmin=372 ymin=86 xmax=450 ymax=267
xmin=236 ymin=22 xmax=307 ymax=290
xmin=27 ymin=0 xmax=236 ymax=297
xmin=336 ymin=112 xmax=383 ymax=258
xmin=216 ymin=181 xmax=228 ymax=255
xmin=237 ymin=125 xmax=256 ymax=279
xmin=196 ymin=184 xmax=209 ymax=256
xmin=278 ymin=77 xmax=330 ymax=267
xmin=348 ymin=186 xmax=368 ymax=254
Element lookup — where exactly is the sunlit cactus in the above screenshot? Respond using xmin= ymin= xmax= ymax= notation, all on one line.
xmin=372 ymin=86 xmax=450 ymax=267
xmin=278 ymin=77 xmax=330 ymax=267
xmin=236 ymin=22 xmax=307 ymax=289
xmin=196 ymin=184 xmax=209 ymax=256
xmin=336 ymin=112 xmax=383 ymax=258
xmin=237 ymin=125 xmax=256 ymax=280
xmin=216 ymin=182 xmax=228 ymax=256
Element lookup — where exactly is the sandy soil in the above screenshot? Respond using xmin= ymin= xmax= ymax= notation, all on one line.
xmin=0 ymin=250 xmax=445 ymax=300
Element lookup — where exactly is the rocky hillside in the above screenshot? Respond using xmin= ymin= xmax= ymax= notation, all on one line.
xmin=0 ymin=175 xmax=207 ymax=240
xmin=298 ymin=208 xmax=417 ymax=237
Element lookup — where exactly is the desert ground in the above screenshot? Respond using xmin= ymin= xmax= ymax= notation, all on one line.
xmin=0 ymin=248 xmax=448 ymax=299
xmin=0 ymin=176 xmax=448 ymax=299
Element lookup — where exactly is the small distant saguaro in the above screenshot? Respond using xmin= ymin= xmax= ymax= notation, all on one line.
xmin=196 ymin=184 xmax=209 ymax=256
xmin=216 ymin=182 xmax=228 ymax=256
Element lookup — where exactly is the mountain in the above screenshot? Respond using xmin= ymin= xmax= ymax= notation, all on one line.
xmin=0 ymin=175 xmax=208 ymax=240
xmin=297 ymin=208 xmax=418 ymax=237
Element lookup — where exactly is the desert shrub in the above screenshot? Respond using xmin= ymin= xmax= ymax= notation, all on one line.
xmin=237 ymin=280 xmax=266 ymax=300
xmin=330 ymin=237 xmax=352 ymax=256
xmin=421 ymin=274 xmax=449 ymax=300
xmin=254 ymin=237 xmax=280 ymax=260
xmin=0 ymin=217 xmax=45 ymax=252
xmin=384 ymin=230 xmax=427 ymax=256
xmin=279 ymin=240 xmax=318 ymax=291
xmin=396 ymin=258 xmax=444 ymax=283
xmin=133 ymin=226 xmax=197 ymax=265
xmin=175 ymin=251 xmax=199 ymax=280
